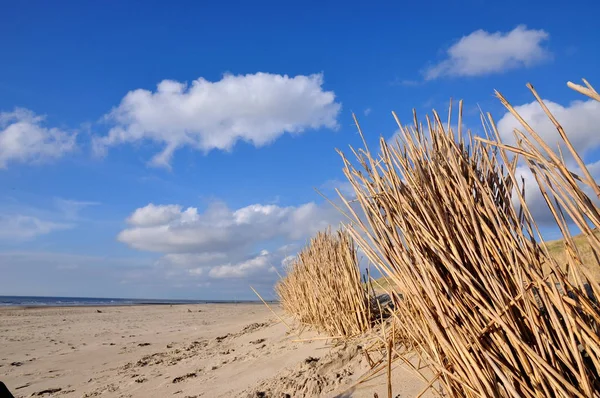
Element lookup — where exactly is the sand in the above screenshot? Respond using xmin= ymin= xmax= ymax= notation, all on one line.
xmin=0 ymin=304 xmax=432 ymax=397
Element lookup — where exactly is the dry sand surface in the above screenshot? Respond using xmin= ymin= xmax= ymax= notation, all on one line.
xmin=0 ymin=304 xmax=431 ymax=397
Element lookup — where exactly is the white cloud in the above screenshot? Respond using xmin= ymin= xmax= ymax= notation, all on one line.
xmin=127 ymin=203 xmax=191 ymax=227
xmin=118 ymin=201 xmax=338 ymax=254
xmin=495 ymin=97 xmax=600 ymax=225
xmin=0 ymin=215 xmax=72 ymax=240
xmin=209 ymin=250 xmax=275 ymax=279
xmin=511 ymin=164 xmax=600 ymax=226
xmin=0 ymin=108 xmax=77 ymax=168
xmin=116 ymin=199 xmax=346 ymax=284
xmin=497 ymin=99 xmax=600 ymax=154
xmin=94 ymin=72 xmax=341 ymax=167
xmin=159 ymin=247 xmax=291 ymax=281
xmin=424 ymin=25 xmax=550 ymax=80
xmin=364 ymin=108 xmax=372 ymax=116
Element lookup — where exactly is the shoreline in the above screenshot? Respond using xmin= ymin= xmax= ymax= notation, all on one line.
xmin=0 ymin=301 xmax=271 ymax=310
xmin=0 ymin=295 xmax=278 ymax=310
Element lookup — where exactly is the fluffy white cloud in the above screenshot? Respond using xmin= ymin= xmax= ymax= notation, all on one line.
xmin=118 ymin=201 xmax=338 ymax=254
xmin=0 ymin=108 xmax=77 ymax=168
xmin=117 ymin=200 xmax=344 ymax=283
xmin=0 ymin=215 xmax=72 ymax=240
xmin=209 ymin=250 xmax=276 ymax=279
xmin=126 ymin=203 xmax=193 ymax=227
xmin=511 ymin=163 xmax=600 ymax=226
xmin=425 ymin=25 xmax=550 ymax=80
xmin=94 ymin=72 xmax=341 ymax=167
xmin=495 ymin=97 xmax=600 ymax=225
xmin=153 ymin=248 xmax=292 ymax=285
xmin=497 ymin=99 xmax=600 ymax=154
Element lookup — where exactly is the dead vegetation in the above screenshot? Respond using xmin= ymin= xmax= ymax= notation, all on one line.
xmin=275 ymin=228 xmax=375 ymax=338
xmin=271 ymin=79 xmax=600 ymax=397
xmin=332 ymin=80 xmax=600 ymax=397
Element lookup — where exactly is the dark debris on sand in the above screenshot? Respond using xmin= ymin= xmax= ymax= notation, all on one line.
xmin=172 ymin=372 xmax=197 ymax=383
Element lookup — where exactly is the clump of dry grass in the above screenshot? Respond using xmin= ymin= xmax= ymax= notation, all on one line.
xmin=276 ymin=228 xmax=375 ymax=338
xmin=335 ymin=80 xmax=600 ymax=397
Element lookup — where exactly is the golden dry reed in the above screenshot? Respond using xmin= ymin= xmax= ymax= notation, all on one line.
xmin=276 ymin=228 xmax=374 ymax=338
xmin=335 ymin=80 xmax=600 ymax=397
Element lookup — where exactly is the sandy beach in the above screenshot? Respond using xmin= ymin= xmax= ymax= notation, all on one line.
xmin=0 ymin=304 xmax=430 ymax=398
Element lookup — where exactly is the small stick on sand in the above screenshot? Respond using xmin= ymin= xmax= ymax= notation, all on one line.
xmin=387 ymin=337 xmax=392 ymax=398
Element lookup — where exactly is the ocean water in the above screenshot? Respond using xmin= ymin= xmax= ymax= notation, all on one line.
xmin=0 ymin=296 xmax=248 ymax=307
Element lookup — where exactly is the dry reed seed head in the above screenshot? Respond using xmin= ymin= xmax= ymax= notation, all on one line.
xmin=337 ymin=83 xmax=600 ymax=397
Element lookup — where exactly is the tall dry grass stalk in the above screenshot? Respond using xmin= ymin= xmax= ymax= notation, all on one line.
xmin=335 ymin=81 xmax=600 ymax=397
xmin=276 ymin=228 xmax=374 ymax=338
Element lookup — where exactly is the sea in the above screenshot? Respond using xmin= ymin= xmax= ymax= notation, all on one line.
xmin=0 ymin=296 xmax=261 ymax=307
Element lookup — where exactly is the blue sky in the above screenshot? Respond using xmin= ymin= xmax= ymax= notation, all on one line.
xmin=1 ymin=0 xmax=600 ymax=299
